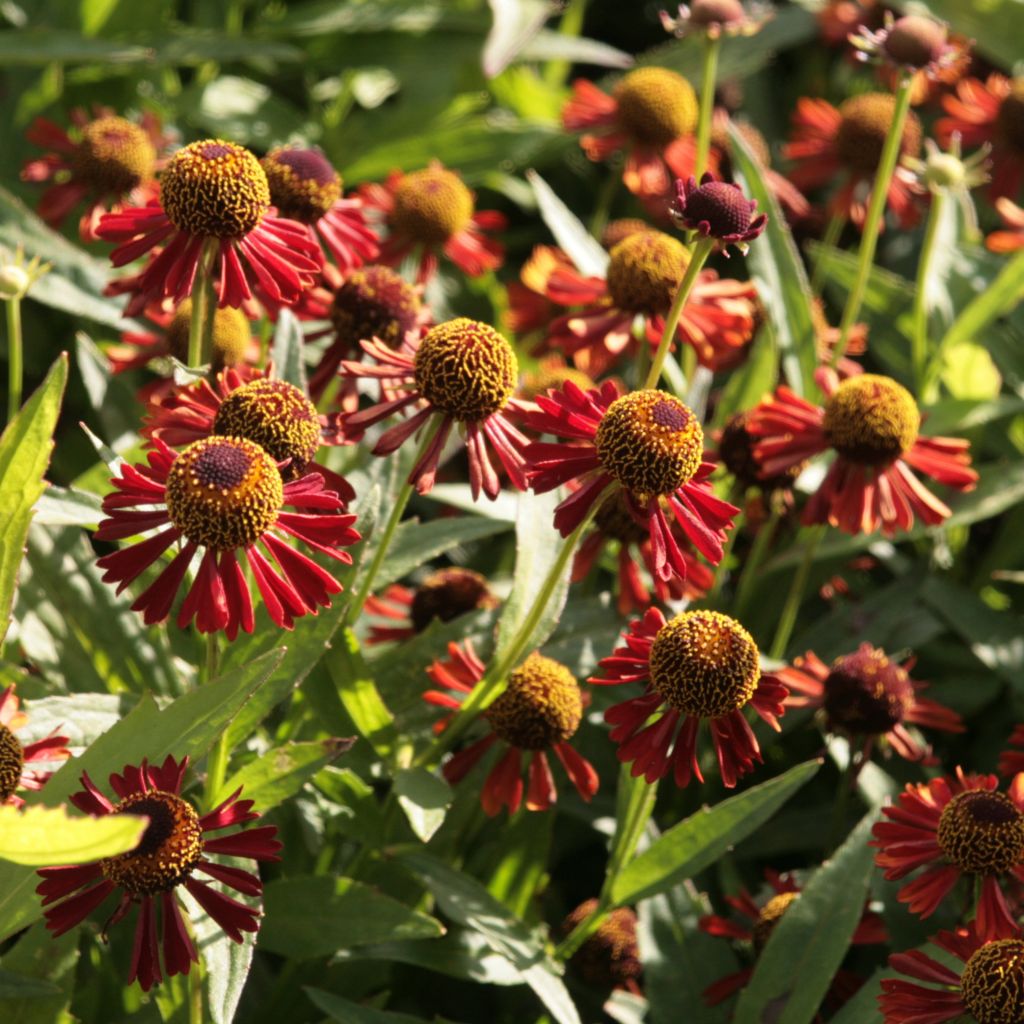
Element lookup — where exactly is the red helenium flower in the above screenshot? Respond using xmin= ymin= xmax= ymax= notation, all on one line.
xmin=37 ymin=755 xmax=280 ymax=991
xmin=0 ymin=685 xmax=70 ymax=807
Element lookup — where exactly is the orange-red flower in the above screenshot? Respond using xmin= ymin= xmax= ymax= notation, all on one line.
xmin=987 ymin=198 xmax=1024 ymax=254
xmin=0 ymin=685 xmax=70 ymax=807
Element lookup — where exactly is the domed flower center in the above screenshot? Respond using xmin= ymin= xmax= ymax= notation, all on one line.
xmin=835 ymin=94 xmax=922 ymax=175
xmin=165 ymin=436 xmax=283 ymax=550
xmin=995 ymin=79 xmax=1024 ymax=155
xmin=719 ymin=411 xmax=802 ymax=491
xmin=261 ymin=146 xmax=342 ymax=224
xmin=160 ymin=139 xmax=270 ymax=239
xmin=564 ymin=900 xmax=641 ymax=988
xmin=413 ymin=318 xmax=517 ymax=422
xmin=166 ymin=300 xmax=250 ymax=371
xmin=689 ymin=0 xmax=746 ymax=28
xmin=101 ymin=790 xmax=203 ymax=896
xmin=213 ymin=379 xmax=321 ymax=479
xmin=961 ymin=939 xmax=1024 ymax=1024
xmin=391 ymin=168 xmax=474 ymax=246
xmin=614 ymin=67 xmax=698 ymax=147
xmin=0 ymin=724 xmax=25 ymax=803
xmin=752 ymin=891 xmax=799 ymax=951
xmin=821 ymin=646 xmax=914 ymax=735
xmin=594 ymin=491 xmax=648 ymax=543
xmin=485 ymin=654 xmax=583 ymax=750
xmin=937 ymin=790 xmax=1024 ymax=875
xmin=594 ymin=390 xmax=704 ymax=497
xmin=649 ymin=610 xmax=761 ymax=718
xmin=70 ymin=116 xmax=156 ymax=195
xmin=518 ymin=363 xmax=595 ymax=401
xmin=822 ymin=374 xmax=919 ymax=466
xmin=606 ymin=231 xmax=689 ymax=315
xmin=409 ymin=568 xmax=496 ymax=632
xmin=682 ymin=180 xmax=759 ymax=238
xmin=600 ymin=218 xmax=650 ymax=250
xmin=329 ymin=265 xmax=421 ymax=352
xmin=883 ymin=15 xmax=948 ymax=67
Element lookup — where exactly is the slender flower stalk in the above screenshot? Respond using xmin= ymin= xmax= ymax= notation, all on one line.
xmin=811 ymin=212 xmax=846 ymax=294
xmin=770 ymin=525 xmax=825 ymax=659
xmin=694 ymin=35 xmax=721 ymax=179
xmin=832 ymin=74 xmax=914 ymax=365
xmin=203 ymin=636 xmax=230 ymax=808
xmin=186 ymin=241 xmax=219 ymax=370
xmin=6 ymin=296 xmax=22 ymax=427
xmin=911 ymin=189 xmax=945 ymax=391
xmin=645 ymin=236 xmax=715 ymax=387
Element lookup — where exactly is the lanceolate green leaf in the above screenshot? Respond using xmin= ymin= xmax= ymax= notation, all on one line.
xmin=0 ymin=354 xmax=67 ymax=646
xmin=729 ymin=125 xmax=817 ymax=398
xmin=0 ymin=805 xmax=146 ymax=866
xmin=306 ymin=989 xmax=437 ymax=1024
xmin=733 ymin=809 xmax=880 ymax=1024
xmin=270 ymin=308 xmax=306 ymax=390
xmin=327 ymin=627 xmax=399 ymax=759
xmin=611 ymin=760 xmax=821 ymax=905
xmin=526 ymin=169 xmax=609 ymax=278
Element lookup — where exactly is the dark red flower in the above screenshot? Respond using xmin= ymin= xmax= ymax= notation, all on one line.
xmin=873 ymin=768 xmax=1024 ymax=940
xmin=96 ymin=139 xmax=322 ymax=310
xmin=523 ymin=381 xmax=738 ymax=583
xmin=340 ymin=318 xmax=530 ymax=501
xmin=747 ymin=367 xmax=978 ymax=536
xmin=20 ymin=107 xmax=170 ymax=241
xmin=95 ymin=436 xmax=359 ymax=637
xmin=669 ymin=173 xmax=768 ymax=253
xmin=778 ymin=643 xmax=963 ymax=763
xmin=425 ymin=641 xmax=598 ymax=815
xmin=591 ymin=608 xmax=788 ymax=788
xmin=37 ymin=755 xmax=280 ymax=991
xmin=0 ymin=685 xmax=70 ymax=807
xmin=562 ymin=899 xmax=642 ymax=993
xmin=999 ymin=725 xmax=1024 ymax=778
xmin=359 ymin=162 xmax=504 ymax=284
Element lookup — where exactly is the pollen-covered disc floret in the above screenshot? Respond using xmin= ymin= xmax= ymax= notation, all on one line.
xmin=164 ymin=436 xmax=283 ymax=550
xmin=822 ymin=646 xmax=914 ymax=734
xmin=0 ymin=725 xmax=25 ymax=803
xmin=414 ymin=318 xmax=517 ymax=421
xmin=601 ymin=218 xmax=651 ymax=250
xmin=70 ymin=116 xmax=156 ymax=195
xmin=594 ymin=390 xmax=704 ymax=496
xmin=996 ymin=79 xmax=1024 ymax=154
xmin=409 ymin=567 xmax=496 ymax=632
xmin=594 ymin=490 xmax=648 ymax=543
xmin=518 ymin=362 xmax=595 ymax=401
xmin=614 ymin=67 xmax=698 ymax=146
xmin=330 ymin=265 xmax=421 ymax=351
xmin=391 ymin=167 xmax=474 ymax=245
xmin=751 ymin=891 xmax=799 ymax=951
xmin=160 ymin=139 xmax=270 ymax=239
xmin=836 ymin=94 xmax=922 ymax=176
xmin=166 ymin=301 xmax=250 ymax=370
xmin=606 ymin=231 xmax=689 ymax=315
xmin=682 ymin=180 xmax=759 ymax=237
xmin=100 ymin=790 xmax=203 ymax=896
xmin=485 ymin=654 xmax=583 ymax=750
xmin=822 ymin=374 xmax=919 ymax=466
xmin=719 ymin=411 xmax=803 ymax=491
xmin=936 ymin=791 xmax=1024 ymax=875
xmin=213 ymin=379 xmax=321 ymax=477
xmin=564 ymin=899 xmax=642 ymax=988
xmin=649 ymin=611 xmax=761 ymax=718
xmin=961 ymin=939 xmax=1024 ymax=1024
xmin=261 ymin=146 xmax=342 ymax=224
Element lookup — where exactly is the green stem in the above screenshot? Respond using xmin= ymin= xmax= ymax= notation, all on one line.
xmin=345 ymin=416 xmax=444 ymax=626
xmin=734 ymin=504 xmax=781 ymax=619
xmin=769 ymin=525 xmax=824 ymax=660
xmin=544 ymin=0 xmax=589 ymax=87
xmin=694 ymin=35 xmax=720 ymax=181
xmin=186 ymin=241 xmax=218 ymax=370
xmin=203 ymin=636 xmax=230 ymax=808
xmin=832 ymin=75 xmax=914 ymax=367
xmin=645 ymin=238 xmax=714 ymax=389
xmin=810 ymin=212 xmax=845 ymax=296
xmin=911 ymin=190 xmax=945 ymax=393
xmin=189 ymin=964 xmax=203 ymax=1024
xmin=827 ymin=753 xmax=857 ymax=853
xmin=5 ymin=297 xmax=22 ymax=426
xmin=415 ymin=485 xmax=614 ymax=767
xmin=588 ymin=168 xmax=619 ymax=240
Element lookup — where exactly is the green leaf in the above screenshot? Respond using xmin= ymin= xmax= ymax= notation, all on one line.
xmin=0 ymin=966 xmax=59 ymax=1000
xmin=0 ymin=805 xmax=146 ymax=866
xmin=400 ymin=850 xmax=581 ymax=1024
xmin=270 ymin=307 xmax=307 ymax=389
xmin=734 ymin=810 xmax=879 ymax=1024
xmin=75 ymin=332 xmax=141 ymax=450
xmin=260 ymin=876 xmax=444 ymax=957
xmin=0 ymin=354 xmax=66 ymax=646
xmin=526 ymin=169 xmax=609 ymax=278
xmin=494 ymin=489 xmax=571 ymax=665
xmin=711 ymin=324 xmax=777 ymax=428
xmin=612 ymin=760 xmax=821 ymax=905
xmin=481 ymin=0 xmax=549 ymax=78
xmin=0 ymin=923 xmax=78 ymax=1023
xmin=827 ymin=967 xmax=885 ymax=1024
xmin=729 ymin=125 xmax=816 ymax=398
xmin=214 ymin=738 xmax=356 ymax=812
xmin=394 ymin=767 xmax=452 ymax=843
xmin=31 ymin=485 xmax=101 ymax=528
xmin=0 ymin=648 xmax=286 ymax=941
xmin=305 ymin=989 xmax=433 ymax=1024
xmin=915 ymin=0 xmax=1024 ymax=68
xmin=326 ymin=627 xmax=399 ymax=759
